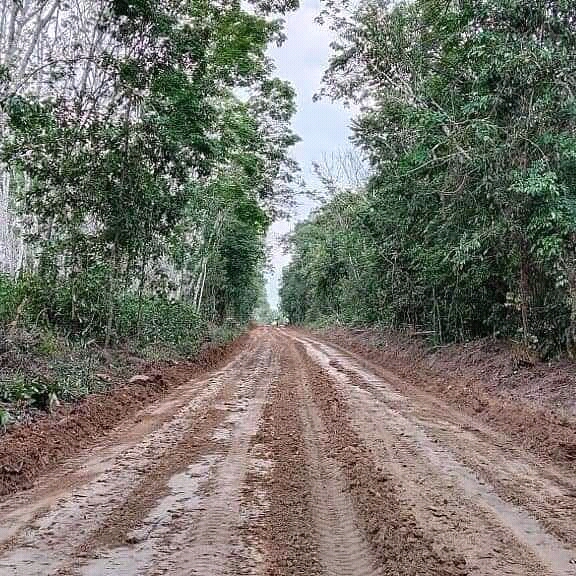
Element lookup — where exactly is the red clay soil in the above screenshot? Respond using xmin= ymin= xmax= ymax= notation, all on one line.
xmin=253 ymin=337 xmax=324 ymax=576
xmin=0 ymin=328 xmax=573 ymax=575
xmin=315 ymin=328 xmax=576 ymax=469
xmin=0 ymin=333 xmax=250 ymax=497
xmin=297 ymin=342 xmax=467 ymax=576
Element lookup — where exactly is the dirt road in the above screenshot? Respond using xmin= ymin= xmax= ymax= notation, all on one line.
xmin=0 ymin=327 xmax=574 ymax=575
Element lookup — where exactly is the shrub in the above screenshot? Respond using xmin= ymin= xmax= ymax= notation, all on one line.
xmin=0 ymin=274 xmax=27 ymax=325
xmin=117 ymin=295 xmax=206 ymax=353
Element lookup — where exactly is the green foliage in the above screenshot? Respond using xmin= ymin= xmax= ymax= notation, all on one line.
xmin=283 ymin=0 xmax=576 ymax=355
xmin=116 ymin=295 xmax=205 ymax=353
xmin=0 ymin=407 xmax=11 ymax=429
xmin=208 ymin=320 xmax=245 ymax=345
xmin=0 ymin=333 xmax=104 ymax=418
xmin=0 ymin=373 xmax=59 ymax=410
xmin=0 ymin=0 xmax=298 ymax=353
xmin=0 ymin=272 xmax=109 ymax=337
xmin=0 ymin=0 xmax=298 ymax=425
xmin=0 ymin=274 xmax=26 ymax=324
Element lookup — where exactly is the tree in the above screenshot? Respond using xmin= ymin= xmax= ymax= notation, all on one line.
xmin=283 ymin=0 xmax=576 ymax=354
xmin=1 ymin=0 xmax=299 ymax=344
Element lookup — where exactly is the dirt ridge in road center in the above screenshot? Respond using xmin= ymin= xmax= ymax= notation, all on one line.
xmin=295 ymin=341 xmax=468 ymax=576
xmin=0 ymin=333 xmax=250 ymax=497
xmin=252 ymin=336 xmax=324 ymax=576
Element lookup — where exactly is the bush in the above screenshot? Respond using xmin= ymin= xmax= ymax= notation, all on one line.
xmin=117 ymin=295 xmax=206 ymax=353
xmin=0 ymin=373 xmax=57 ymax=410
xmin=23 ymin=267 xmax=110 ymax=337
xmin=207 ymin=319 xmax=243 ymax=345
xmin=0 ymin=272 xmax=205 ymax=352
xmin=0 ymin=270 xmax=110 ymax=337
xmin=0 ymin=274 xmax=27 ymax=325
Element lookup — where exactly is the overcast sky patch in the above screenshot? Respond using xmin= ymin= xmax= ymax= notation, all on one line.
xmin=265 ymin=0 xmax=352 ymax=308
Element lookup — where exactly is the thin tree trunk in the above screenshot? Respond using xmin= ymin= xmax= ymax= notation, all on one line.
xmin=136 ymin=257 xmax=146 ymax=339
xmin=519 ymin=242 xmax=531 ymax=345
xmin=195 ymin=257 xmax=208 ymax=313
xmin=564 ymin=236 xmax=576 ymax=358
xmin=106 ymin=96 xmax=132 ymax=347
xmin=104 ymin=234 xmax=118 ymax=348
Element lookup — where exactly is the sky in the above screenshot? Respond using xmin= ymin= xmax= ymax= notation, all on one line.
xmin=265 ymin=0 xmax=353 ymax=309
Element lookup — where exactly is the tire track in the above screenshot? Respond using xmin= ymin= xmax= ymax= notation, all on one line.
xmin=2 ymin=327 xmax=574 ymax=576
xmin=286 ymin=337 xmax=466 ymax=576
xmin=0 ymin=335 xmax=261 ymax=576
xmin=144 ymin=343 xmax=275 ymax=576
xmin=293 ymin=332 xmax=576 ymax=576
xmin=296 ymin=373 xmax=381 ymax=576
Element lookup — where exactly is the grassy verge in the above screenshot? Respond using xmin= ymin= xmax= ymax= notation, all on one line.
xmin=0 ymin=320 xmax=246 ymax=431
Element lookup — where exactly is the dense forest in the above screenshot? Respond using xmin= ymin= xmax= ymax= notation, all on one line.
xmin=281 ymin=0 xmax=576 ymax=357
xmin=0 ymin=0 xmax=299 ymax=418
xmin=0 ymin=0 xmax=298 ymax=345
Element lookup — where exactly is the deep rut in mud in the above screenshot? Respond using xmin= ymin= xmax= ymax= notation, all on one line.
xmin=0 ymin=327 xmax=574 ymax=575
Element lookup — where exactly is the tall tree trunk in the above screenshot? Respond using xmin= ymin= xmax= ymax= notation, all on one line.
xmin=136 ymin=257 xmax=146 ymax=339
xmin=564 ymin=235 xmax=576 ymax=358
xmin=518 ymin=241 xmax=532 ymax=345
xmin=104 ymin=233 xmax=119 ymax=348
xmin=106 ymin=97 xmax=132 ymax=347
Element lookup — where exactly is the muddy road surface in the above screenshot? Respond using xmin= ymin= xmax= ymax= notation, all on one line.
xmin=0 ymin=327 xmax=574 ymax=575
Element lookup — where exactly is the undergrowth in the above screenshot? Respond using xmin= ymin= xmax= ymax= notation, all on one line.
xmin=0 ymin=274 xmax=248 ymax=429
xmin=0 ymin=321 xmax=242 ymax=430
xmin=0 ymin=329 xmax=123 ymax=427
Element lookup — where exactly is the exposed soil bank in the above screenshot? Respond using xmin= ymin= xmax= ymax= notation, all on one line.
xmin=313 ymin=328 xmax=576 ymax=469
xmin=0 ymin=333 xmax=250 ymax=496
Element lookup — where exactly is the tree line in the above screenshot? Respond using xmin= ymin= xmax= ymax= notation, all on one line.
xmin=281 ymin=0 xmax=576 ymax=356
xmin=0 ymin=0 xmax=298 ymax=349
